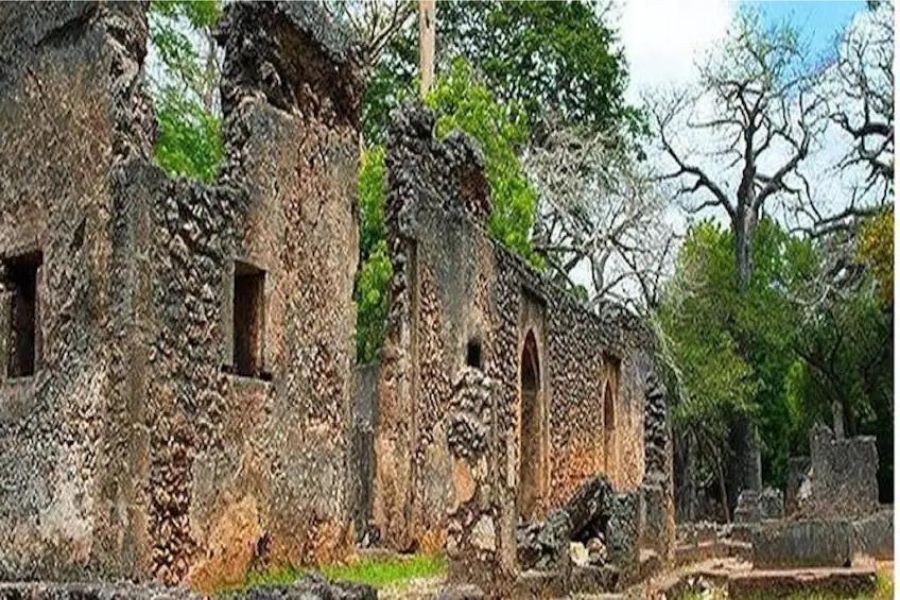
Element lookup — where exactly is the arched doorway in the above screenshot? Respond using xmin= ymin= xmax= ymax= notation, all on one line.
xmin=518 ymin=330 xmax=544 ymax=521
xmin=603 ymin=381 xmax=616 ymax=477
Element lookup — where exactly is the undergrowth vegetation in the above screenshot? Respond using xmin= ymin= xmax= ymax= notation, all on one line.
xmin=219 ymin=553 xmax=446 ymax=595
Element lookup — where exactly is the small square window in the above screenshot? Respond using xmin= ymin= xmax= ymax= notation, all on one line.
xmin=466 ymin=338 xmax=482 ymax=369
xmin=232 ymin=261 xmax=265 ymax=378
xmin=5 ymin=251 xmax=42 ymax=379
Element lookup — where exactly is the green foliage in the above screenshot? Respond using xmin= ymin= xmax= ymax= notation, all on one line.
xmin=434 ymin=1 xmax=641 ymax=136
xmin=363 ymin=0 xmax=640 ymax=143
xmin=149 ymin=0 xmax=223 ymax=183
xmin=426 ymin=59 xmax=542 ymax=268
xmin=358 ymin=146 xmax=388 ymax=260
xmin=356 ymin=241 xmax=393 ymax=364
xmin=355 ymin=147 xmax=393 ymax=364
xmin=659 ymin=219 xmax=817 ymax=487
xmin=858 ymin=209 xmax=894 ymax=305
xmin=154 ymin=89 xmax=223 ymax=183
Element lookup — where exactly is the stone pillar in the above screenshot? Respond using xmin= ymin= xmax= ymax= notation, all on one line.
xmin=446 ymin=368 xmax=515 ymax=595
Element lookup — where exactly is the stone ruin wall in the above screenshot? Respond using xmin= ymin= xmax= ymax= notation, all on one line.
xmin=372 ymin=106 xmax=673 ymax=561
xmin=787 ymin=425 xmax=880 ymax=520
xmin=0 ymin=1 xmax=360 ymax=590
xmin=0 ymin=2 xmax=155 ymax=581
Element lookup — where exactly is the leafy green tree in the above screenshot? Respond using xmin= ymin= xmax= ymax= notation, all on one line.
xmin=427 ymin=59 xmax=542 ymax=267
xmin=363 ymin=0 xmax=639 ymax=144
xmin=660 ymin=219 xmax=818 ymax=514
xmin=663 ymin=215 xmax=894 ymax=511
xmin=354 ymin=62 xmax=543 ymax=361
xmin=355 ymin=146 xmax=393 ymax=363
xmin=148 ymin=0 xmax=224 ymax=183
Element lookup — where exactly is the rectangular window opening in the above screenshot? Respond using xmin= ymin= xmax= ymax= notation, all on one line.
xmin=6 ymin=251 xmax=42 ymax=379
xmin=466 ymin=337 xmax=483 ymax=369
xmin=232 ymin=261 xmax=266 ymax=378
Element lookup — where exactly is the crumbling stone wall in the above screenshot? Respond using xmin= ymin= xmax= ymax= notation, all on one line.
xmin=0 ymin=1 xmax=360 ymax=589
xmin=0 ymin=1 xmax=154 ymax=581
xmin=792 ymin=425 xmax=880 ymax=520
xmin=372 ymin=105 xmax=674 ymax=570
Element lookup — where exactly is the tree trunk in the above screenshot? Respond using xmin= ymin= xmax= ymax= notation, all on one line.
xmin=733 ymin=208 xmax=757 ymax=292
xmin=703 ymin=435 xmax=731 ymax=524
xmin=728 ymin=412 xmax=761 ymax=512
xmin=832 ymin=399 xmax=845 ymax=439
xmin=418 ymin=0 xmax=436 ymax=98
xmin=716 ymin=455 xmax=731 ymax=524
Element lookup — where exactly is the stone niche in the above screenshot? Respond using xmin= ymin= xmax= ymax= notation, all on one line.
xmin=0 ymin=0 xmax=361 ymax=590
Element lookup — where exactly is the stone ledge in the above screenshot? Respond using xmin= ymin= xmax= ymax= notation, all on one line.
xmin=727 ymin=567 xmax=876 ymax=599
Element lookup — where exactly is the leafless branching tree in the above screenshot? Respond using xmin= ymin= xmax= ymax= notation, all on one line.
xmin=321 ymin=0 xmax=416 ymax=68
xmin=790 ymin=4 xmax=894 ymax=240
xmin=831 ymin=3 xmax=893 ymax=195
xmin=525 ymin=127 xmax=677 ymax=312
xmin=647 ymin=11 xmax=826 ymax=291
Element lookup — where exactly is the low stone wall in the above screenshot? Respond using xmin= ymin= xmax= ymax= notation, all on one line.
xmin=850 ymin=509 xmax=894 ymax=561
xmin=752 ymin=509 xmax=893 ymax=568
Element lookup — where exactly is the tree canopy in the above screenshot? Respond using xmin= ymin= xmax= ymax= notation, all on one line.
xmin=362 ymin=0 xmax=640 ymax=144
xmin=148 ymin=0 xmax=223 ymax=183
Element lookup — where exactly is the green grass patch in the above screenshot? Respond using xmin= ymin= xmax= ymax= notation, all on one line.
xmin=225 ymin=552 xmax=446 ymax=595
xmin=320 ymin=552 xmax=445 ymax=588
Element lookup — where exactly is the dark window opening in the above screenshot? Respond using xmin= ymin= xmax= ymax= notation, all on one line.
xmin=233 ymin=261 xmax=265 ymax=378
xmin=466 ymin=338 xmax=482 ymax=369
xmin=6 ymin=252 xmax=42 ymax=378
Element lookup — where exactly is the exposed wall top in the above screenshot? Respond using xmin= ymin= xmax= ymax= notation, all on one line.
xmin=387 ymin=103 xmax=491 ymax=229
xmin=217 ymin=1 xmax=363 ymax=123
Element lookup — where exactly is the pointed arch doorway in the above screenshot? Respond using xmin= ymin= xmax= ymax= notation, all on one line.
xmin=518 ymin=329 xmax=546 ymax=522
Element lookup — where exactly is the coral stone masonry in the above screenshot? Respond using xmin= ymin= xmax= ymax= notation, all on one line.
xmin=0 ymin=1 xmax=676 ymax=595
xmin=369 ymin=105 xmax=675 ymax=592
xmin=0 ymin=1 xmax=360 ymax=590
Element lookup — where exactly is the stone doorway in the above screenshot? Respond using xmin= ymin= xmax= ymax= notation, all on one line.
xmin=518 ymin=329 xmax=545 ymax=522
xmin=603 ymin=380 xmax=616 ymax=476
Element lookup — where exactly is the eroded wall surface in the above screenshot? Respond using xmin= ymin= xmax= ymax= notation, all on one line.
xmin=794 ymin=425 xmax=880 ymax=520
xmin=0 ymin=2 xmax=154 ymax=580
xmin=0 ymin=1 xmax=361 ymax=589
xmin=372 ymin=106 xmax=673 ymax=559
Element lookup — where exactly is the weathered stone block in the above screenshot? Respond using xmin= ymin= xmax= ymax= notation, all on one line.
xmin=798 ymin=426 xmax=879 ymax=519
xmin=851 ymin=509 xmax=893 ymax=560
xmin=606 ymin=492 xmax=640 ymax=576
xmin=759 ymin=487 xmax=784 ymax=520
xmin=753 ymin=519 xmax=855 ymax=568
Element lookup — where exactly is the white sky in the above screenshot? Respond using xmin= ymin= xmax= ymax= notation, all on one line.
xmin=619 ymin=0 xmax=735 ymax=100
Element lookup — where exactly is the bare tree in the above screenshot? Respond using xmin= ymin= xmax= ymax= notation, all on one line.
xmin=648 ymin=10 xmax=825 ymax=291
xmin=525 ymin=126 xmax=677 ymax=312
xmin=790 ymin=4 xmax=894 ymax=240
xmin=321 ymin=0 xmax=416 ymax=69
xmin=831 ymin=3 xmax=894 ymax=196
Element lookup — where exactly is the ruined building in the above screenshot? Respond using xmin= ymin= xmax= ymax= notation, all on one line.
xmin=367 ymin=107 xmax=675 ymax=592
xmin=0 ymin=1 xmax=360 ymax=589
xmin=0 ymin=1 xmax=674 ymax=595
